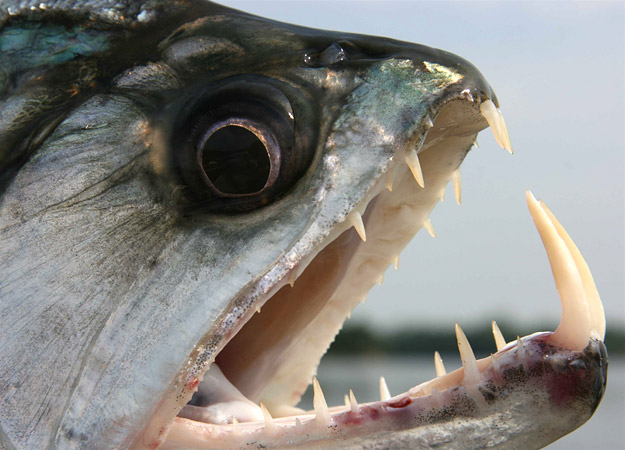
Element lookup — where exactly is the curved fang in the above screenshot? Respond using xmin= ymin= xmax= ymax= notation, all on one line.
xmin=525 ymin=191 xmax=605 ymax=350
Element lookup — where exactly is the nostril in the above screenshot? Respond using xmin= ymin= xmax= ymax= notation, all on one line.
xmin=568 ymin=360 xmax=587 ymax=372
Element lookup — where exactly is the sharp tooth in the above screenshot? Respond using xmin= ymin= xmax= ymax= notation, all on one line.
xmin=255 ymin=304 xmax=261 ymax=314
xmin=377 ymin=274 xmax=384 ymax=286
xmin=394 ymin=255 xmax=400 ymax=270
xmin=480 ymin=100 xmax=513 ymax=154
xmin=232 ymin=417 xmax=240 ymax=434
xmin=539 ymin=200 xmax=605 ymax=340
xmin=295 ymin=418 xmax=302 ymax=427
xmin=379 ymin=376 xmax=391 ymax=401
xmin=344 ymin=394 xmax=350 ymax=408
xmin=423 ymin=218 xmax=436 ymax=238
xmin=491 ymin=321 xmax=506 ymax=351
xmin=312 ymin=377 xmax=330 ymax=425
xmin=440 ymin=187 xmax=446 ymax=202
xmin=451 ymin=168 xmax=462 ymax=205
xmin=425 ymin=115 xmax=434 ymax=128
xmin=526 ymin=191 xmax=596 ymax=350
xmin=455 ymin=323 xmax=482 ymax=385
xmin=260 ymin=403 xmax=275 ymax=432
xmin=349 ymin=212 xmax=367 ymax=242
xmin=405 ymin=150 xmax=425 ymax=188
xmin=434 ymin=351 xmax=446 ymax=376
xmin=349 ymin=390 xmax=359 ymax=413
xmin=473 ymin=138 xmax=479 ymax=148
xmin=288 ymin=271 xmax=297 ymax=288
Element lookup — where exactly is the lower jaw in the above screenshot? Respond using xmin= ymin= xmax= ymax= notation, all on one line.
xmin=163 ymin=336 xmax=607 ymax=449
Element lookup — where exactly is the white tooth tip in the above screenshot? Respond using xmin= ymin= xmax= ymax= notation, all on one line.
xmin=349 ymin=389 xmax=359 ymax=413
xmin=526 ymin=191 xmax=604 ymax=350
xmin=312 ymin=377 xmax=330 ymax=425
xmin=452 ymin=168 xmax=462 ymax=205
xmin=492 ymin=320 xmax=506 ymax=351
xmin=423 ymin=218 xmax=436 ymax=238
xmin=480 ymin=100 xmax=513 ymax=154
xmin=379 ymin=376 xmax=391 ymax=401
xmin=349 ymin=212 xmax=367 ymax=242
xmin=425 ymin=115 xmax=434 ymax=128
xmin=394 ymin=255 xmax=400 ymax=270
xmin=455 ymin=323 xmax=481 ymax=385
xmin=434 ymin=351 xmax=446 ymax=377
xmin=405 ymin=150 xmax=425 ymax=188
xmin=260 ymin=403 xmax=275 ymax=432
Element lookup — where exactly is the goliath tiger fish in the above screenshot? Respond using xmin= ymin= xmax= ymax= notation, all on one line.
xmin=0 ymin=1 xmax=607 ymax=449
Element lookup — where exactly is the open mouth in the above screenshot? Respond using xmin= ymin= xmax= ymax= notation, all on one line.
xmin=154 ymin=96 xmax=606 ymax=449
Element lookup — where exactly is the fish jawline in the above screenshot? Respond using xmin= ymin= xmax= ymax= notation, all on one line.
xmin=141 ymin=98 xmax=605 ymax=450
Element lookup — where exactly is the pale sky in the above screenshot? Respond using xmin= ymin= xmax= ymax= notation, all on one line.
xmin=220 ymin=1 xmax=625 ymax=331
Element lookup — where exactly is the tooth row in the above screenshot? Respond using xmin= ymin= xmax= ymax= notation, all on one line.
xmin=254 ymin=319 xmax=518 ymax=432
xmin=480 ymin=99 xmax=513 ymax=154
xmin=309 ymin=321 xmax=509 ymax=411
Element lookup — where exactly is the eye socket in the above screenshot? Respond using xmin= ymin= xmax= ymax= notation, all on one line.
xmin=170 ymin=77 xmax=318 ymax=213
xmin=198 ymin=122 xmax=279 ymax=196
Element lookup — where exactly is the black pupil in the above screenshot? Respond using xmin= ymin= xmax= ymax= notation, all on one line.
xmin=201 ymin=125 xmax=271 ymax=195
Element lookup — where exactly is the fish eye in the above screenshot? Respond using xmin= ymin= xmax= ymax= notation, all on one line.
xmin=198 ymin=121 xmax=279 ymax=196
xmin=169 ymin=77 xmax=317 ymax=213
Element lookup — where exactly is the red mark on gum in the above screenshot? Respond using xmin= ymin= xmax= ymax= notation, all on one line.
xmin=387 ymin=396 xmax=412 ymax=408
xmin=186 ymin=378 xmax=199 ymax=390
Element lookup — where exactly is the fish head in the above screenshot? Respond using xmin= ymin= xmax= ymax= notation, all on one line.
xmin=0 ymin=1 xmax=606 ymax=449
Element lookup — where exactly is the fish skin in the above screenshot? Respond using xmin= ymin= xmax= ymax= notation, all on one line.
xmin=0 ymin=2 xmax=607 ymax=450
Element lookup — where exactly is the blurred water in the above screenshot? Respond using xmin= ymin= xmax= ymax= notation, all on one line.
xmin=299 ymin=355 xmax=624 ymax=449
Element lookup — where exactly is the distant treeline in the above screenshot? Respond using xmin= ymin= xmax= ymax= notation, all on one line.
xmin=327 ymin=321 xmax=625 ymax=357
